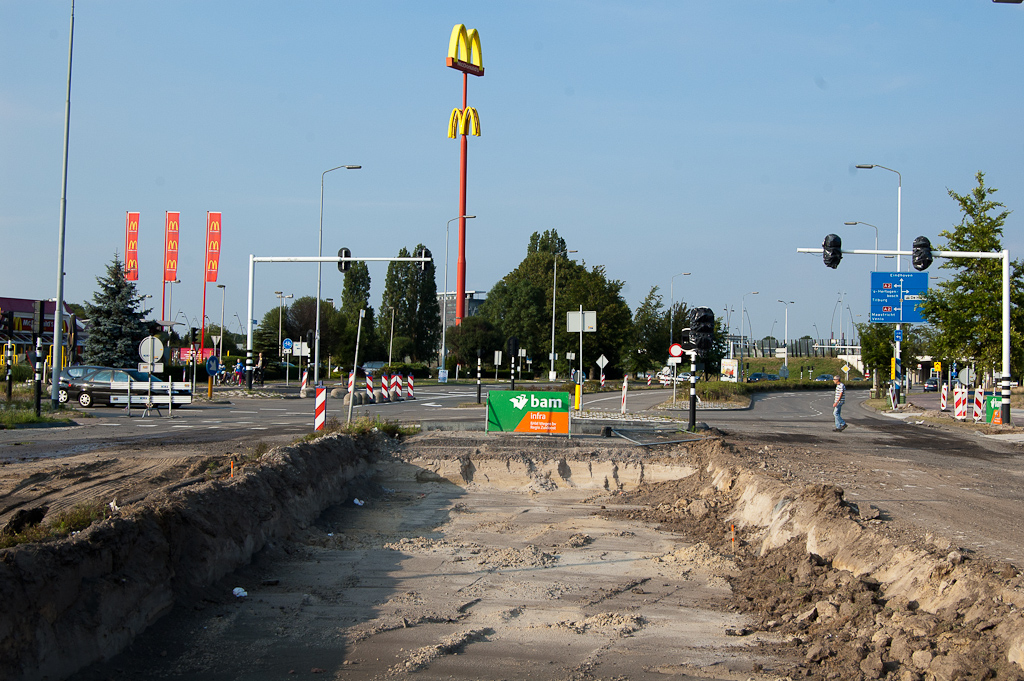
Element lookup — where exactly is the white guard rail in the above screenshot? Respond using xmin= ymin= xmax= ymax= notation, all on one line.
xmin=109 ymin=380 xmax=193 ymax=405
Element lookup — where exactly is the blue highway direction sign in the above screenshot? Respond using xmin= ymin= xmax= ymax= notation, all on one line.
xmin=870 ymin=272 xmax=928 ymax=323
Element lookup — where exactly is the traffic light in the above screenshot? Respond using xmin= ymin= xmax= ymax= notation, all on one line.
xmin=912 ymin=236 xmax=933 ymax=271
xmin=689 ymin=306 xmax=715 ymax=356
xmin=306 ymin=331 xmax=314 ymax=352
xmin=338 ymin=247 xmax=351 ymax=273
xmin=822 ymin=234 xmax=842 ymax=269
xmin=190 ymin=327 xmax=198 ymax=345
xmin=1 ymin=309 xmax=12 ymax=336
xmin=419 ymin=247 xmax=432 ymax=272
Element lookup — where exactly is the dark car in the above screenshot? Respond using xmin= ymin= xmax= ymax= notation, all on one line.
xmin=764 ymin=374 xmax=781 ymax=381
xmin=747 ymin=372 xmax=767 ymax=382
xmin=58 ymin=366 xmax=189 ymax=407
xmin=814 ymin=373 xmax=835 ymax=382
xmin=923 ymin=377 xmax=939 ymax=392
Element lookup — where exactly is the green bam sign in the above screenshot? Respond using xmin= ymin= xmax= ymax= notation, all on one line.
xmin=486 ymin=390 xmax=571 ymax=434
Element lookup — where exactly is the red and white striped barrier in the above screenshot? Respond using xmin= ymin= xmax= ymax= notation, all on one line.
xmin=647 ymin=374 xmax=652 ymax=386
xmin=314 ymin=387 xmax=327 ymax=431
xmin=347 ymin=371 xmax=355 ymax=394
xmin=973 ymin=387 xmax=985 ymax=422
xmin=954 ymin=387 xmax=968 ymax=420
xmin=300 ymin=370 xmax=308 ymax=393
xmin=620 ymin=374 xmax=628 ymax=414
xmin=939 ymin=383 xmax=948 ymax=411
xmin=600 ymin=372 xmax=605 ymax=388
xmin=366 ymin=375 xmax=374 ymax=403
xmin=380 ymin=373 xmax=390 ymax=402
xmin=407 ymin=374 xmax=415 ymax=400
xmin=391 ymin=374 xmax=402 ymax=401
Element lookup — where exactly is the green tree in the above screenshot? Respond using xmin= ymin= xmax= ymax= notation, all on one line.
xmin=444 ymin=316 xmax=501 ymax=368
xmin=377 ymin=245 xmax=440 ymax=363
xmin=629 ymin=286 xmax=669 ymax=374
xmin=340 ymin=262 xmax=378 ymax=358
xmin=411 ymin=243 xmax=442 ymax=362
xmin=254 ymin=305 xmax=294 ymax=358
xmin=83 ymin=257 xmax=151 ymax=367
xmin=920 ymin=172 xmax=1024 ymax=377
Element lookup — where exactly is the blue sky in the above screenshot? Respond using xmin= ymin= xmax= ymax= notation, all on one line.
xmin=2 ymin=1 xmax=1021 ymax=350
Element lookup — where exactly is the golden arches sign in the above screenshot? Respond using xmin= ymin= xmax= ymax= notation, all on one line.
xmin=448 ymin=107 xmax=481 ymax=138
xmin=447 ymin=24 xmax=483 ymax=76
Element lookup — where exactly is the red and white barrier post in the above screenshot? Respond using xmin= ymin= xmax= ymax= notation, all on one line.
xmin=973 ymin=387 xmax=985 ymax=422
xmin=366 ymin=375 xmax=374 ymax=403
xmin=407 ymin=374 xmax=415 ymax=400
xmin=314 ymin=387 xmax=327 ymax=431
xmin=939 ymin=383 xmax=948 ymax=411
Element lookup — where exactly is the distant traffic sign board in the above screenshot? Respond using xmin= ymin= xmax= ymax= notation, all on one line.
xmin=669 ymin=343 xmax=684 ymax=358
xmin=870 ymin=272 xmax=928 ymax=323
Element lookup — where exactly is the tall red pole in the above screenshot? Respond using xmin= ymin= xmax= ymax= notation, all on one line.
xmin=456 ymin=72 xmax=469 ymax=325
xmin=200 ymin=282 xmax=207 ymax=358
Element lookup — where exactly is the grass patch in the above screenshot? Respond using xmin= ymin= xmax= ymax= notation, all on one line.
xmin=0 ymin=399 xmax=75 ymax=429
xmin=0 ymin=501 xmax=111 ymax=549
xmin=294 ymin=415 xmax=419 ymax=443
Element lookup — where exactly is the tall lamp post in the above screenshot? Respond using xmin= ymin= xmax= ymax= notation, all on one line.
xmin=844 ymin=221 xmax=879 ymax=271
xmin=669 ymin=272 xmax=691 ymax=346
xmin=856 ymin=163 xmax=903 ymax=403
xmin=550 ymin=248 xmax=577 ymax=380
xmin=777 ymin=300 xmax=794 ymax=367
xmin=276 ymin=292 xmax=292 ymax=358
xmin=740 ymin=291 xmax=758 ymax=381
xmin=441 ymin=215 xmax=475 ymax=370
xmin=215 ymin=284 xmax=226 ymax=365
xmin=316 ymin=164 xmax=361 ymax=386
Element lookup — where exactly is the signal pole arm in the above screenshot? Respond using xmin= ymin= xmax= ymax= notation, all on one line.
xmin=797 ymin=245 xmax=1011 ymax=425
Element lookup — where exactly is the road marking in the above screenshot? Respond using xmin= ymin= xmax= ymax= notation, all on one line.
xmin=260 ymin=408 xmax=287 ymax=411
xmin=230 ymin=410 xmax=258 ymax=414
xmin=136 ymin=424 xmax=158 ymax=428
xmin=171 ymin=425 xmax=194 ymax=428
xmin=421 ymin=402 xmax=444 ymax=407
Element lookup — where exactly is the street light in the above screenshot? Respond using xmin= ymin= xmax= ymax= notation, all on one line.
xmin=740 ymin=291 xmax=758 ymax=381
xmin=857 ymin=162 xmax=904 ymax=403
xmin=276 ymin=292 xmax=292 ymax=358
xmin=441 ymin=215 xmax=475 ymax=370
xmin=777 ymin=300 xmax=794 ymax=367
xmin=669 ymin=272 xmax=691 ymax=346
xmin=316 ymin=164 xmax=361 ymax=386
xmin=216 ymin=284 xmax=226 ymax=365
xmin=550 ymin=248 xmax=577 ymax=380
xmin=844 ymin=221 xmax=879 ymax=271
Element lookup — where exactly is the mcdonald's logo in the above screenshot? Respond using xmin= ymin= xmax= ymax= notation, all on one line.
xmin=166 ymin=258 xmax=177 ymax=270
xmin=208 ymin=240 xmax=220 ymax=252
xmin=209 ymin=221 xmax=220 ymax=232
xmin=128 ymin=240 xmax=137 ymax=250
xmin=448 ymin=106 xmax=481 ymax=138
xmin=168 ymin=239 xmax=178 ymax=251
xmin=446 ymin=24 xmax=484 ymax=76
xmin=128 ymin=221 xmax=138 ymax=231
xmin=208 ymin=260 xmax=219 ymax=271
xmin=167 ymin=221 xmax=179 ymax=231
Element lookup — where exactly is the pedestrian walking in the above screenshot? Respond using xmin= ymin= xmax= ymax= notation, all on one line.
xmin=833 ymin=375 xmax=847 ymax=431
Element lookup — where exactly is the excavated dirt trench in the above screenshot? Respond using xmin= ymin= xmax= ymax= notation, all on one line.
xmin=3 ymin=430 xmax=1024 ymax=680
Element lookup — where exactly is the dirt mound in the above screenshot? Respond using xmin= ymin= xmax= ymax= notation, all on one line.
xmin=0 ymin=433 xmax=389 ymax=681
xmin=610 ymin=438 xmax=1024 ymax=680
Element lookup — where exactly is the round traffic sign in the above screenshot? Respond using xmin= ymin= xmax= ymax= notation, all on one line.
xmin=139 ymin=336 xmax=165 ymax=363
xmin=206 ymin=356 xmax=220 ymax=376
xmin=669 ymin=343 xmax=684 ymax=358
xmin=282 ymin=338 xmax=293 ymax=351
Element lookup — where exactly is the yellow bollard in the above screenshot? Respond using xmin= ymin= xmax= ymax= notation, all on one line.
xmin=208 ymin=376 xmax=213 ymax=399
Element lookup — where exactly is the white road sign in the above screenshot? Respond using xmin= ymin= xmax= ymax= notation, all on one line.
xmin=139 ymin=336 xmax=164 ymax=363
xmin=596 ymin=354 xmax=608 ymax=369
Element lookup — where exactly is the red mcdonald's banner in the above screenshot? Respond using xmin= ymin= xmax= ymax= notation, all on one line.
xmin=164 ymin=211 xmax=180 ymax=282
xmin=124 ymin=212 xmax=140 ymax=281
xmin=205 ymin=211 xmax=222 ymax=283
